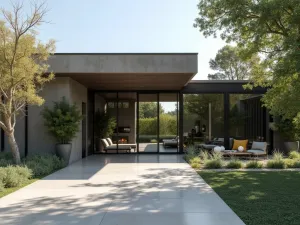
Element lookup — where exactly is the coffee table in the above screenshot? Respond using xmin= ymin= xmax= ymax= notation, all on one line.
xmin=222 ymin=151 xmax=253 ymax=158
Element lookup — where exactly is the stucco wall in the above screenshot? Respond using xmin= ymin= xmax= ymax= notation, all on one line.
xmin=27 ymin=77 xmax=87 ymax=164
xmin=69 ymin=78 xmax=87 ymax=163
xmin=28 ymin=77 xmax=71 ymax=156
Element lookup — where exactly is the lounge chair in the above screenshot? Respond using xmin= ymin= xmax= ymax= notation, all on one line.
xmin=247 ymin=141 xmax=268 ymax=158
xmin=162 ymin=136 xmax=179 ymax=148
xmin=101 ymin=139 xmax=133 ymax=153
xmin=106 ymin=138 xmax=137 ymax=150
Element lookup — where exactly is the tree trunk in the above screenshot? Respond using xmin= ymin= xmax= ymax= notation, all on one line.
xmin=7 ymin=132 xmax=21 ymax=164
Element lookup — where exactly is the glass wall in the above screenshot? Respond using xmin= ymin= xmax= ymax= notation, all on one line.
xmin=229 ymin=94 xmax=266 ymax=147
xmin=159 ymin=93 xmax=179 ymax=153
xmin=183 ymin=94 xmax=224 ymax=147
xmin=138 ymin=94 xmax=158 ymax=153
xmin=94 ymin=92 xmax=117 ymax=153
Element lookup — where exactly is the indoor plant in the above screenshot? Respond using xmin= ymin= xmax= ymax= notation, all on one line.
xmin=94 ymin=109 xmax=116 ymax=151
xmin=42 ymin=97 xmax=82 ymax=163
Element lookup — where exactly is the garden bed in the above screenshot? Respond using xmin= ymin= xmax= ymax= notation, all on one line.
xmin=0 ymin=153 xmax=66 ymax=198
xmin=184 ymin=147 xmax=300 ymax=170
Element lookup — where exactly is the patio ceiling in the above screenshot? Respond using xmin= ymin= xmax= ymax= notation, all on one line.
xmin=48 ymin=53 xmax=198 ymax=91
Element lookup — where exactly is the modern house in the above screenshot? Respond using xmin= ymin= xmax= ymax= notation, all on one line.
xmin=0 ymin=53 xmax=271 ymax=164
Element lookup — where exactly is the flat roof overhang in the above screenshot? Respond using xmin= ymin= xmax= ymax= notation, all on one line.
xmin=48 ymin=53 xmax=198 ymax=91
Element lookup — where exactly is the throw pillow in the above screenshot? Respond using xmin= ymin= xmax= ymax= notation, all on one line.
xmin=251 ymin=141 xmax=267 ymax=151
xmin=232 ymin=139 xmax=248 ymax=151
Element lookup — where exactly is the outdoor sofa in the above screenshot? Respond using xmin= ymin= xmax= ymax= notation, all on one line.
xmin=101 ymin=138 xmax=137 ymax=153
xmin=162 ymin=136 xmax=179 ymax=148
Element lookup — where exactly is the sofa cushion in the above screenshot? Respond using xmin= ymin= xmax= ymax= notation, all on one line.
xmin=101 ymin=139 xmax=110 ymax=148
xmin=232 ymin=139 xmax=248 ymax=151
xmin=106 ymin=138 xmax=113 ymax=145
xmin=251 ymin=141 xmax=267 ymax=152
xmin=247 ymin=149 xmax=266 ymax=155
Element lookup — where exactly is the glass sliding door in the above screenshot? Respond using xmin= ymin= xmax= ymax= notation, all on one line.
xmin=117 ymin=92 xmax=137 ymax=153
xmin=94 ymin=92 xmax=117 ymax=153
xmin=138 ymin=94 xmax=158 ymax=153
xmin=159 ymin=93 xmax=179 ymax=153
xmin=183 ymin=94 xmax=224 ymax=148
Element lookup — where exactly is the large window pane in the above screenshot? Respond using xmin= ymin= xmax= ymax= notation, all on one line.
xmin=138 ymin=94 xmax=158 ymax=153
xmin=159 ymin=93 xmax=178 ymax=153
xmin=229 ymin=94 xmax=266 ymax=147
xmin=183 ymin=94 xmax=224 ymax=147
xmin=94 ymin=92 xmax=117 ymax=153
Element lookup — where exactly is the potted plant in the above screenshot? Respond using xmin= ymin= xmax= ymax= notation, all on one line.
xmin=270 ymin=118 xmax=300 ymax=153
xmin=94 ymin=109 xmax=116 ymax=151
xmin=42 ymin=97 xmax=82 ymax=163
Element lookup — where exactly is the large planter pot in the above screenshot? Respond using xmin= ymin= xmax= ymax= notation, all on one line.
xmin=56 ymin=143 xmax=72 ymax=164
xmin=284 ymin=141 xmax=299 ymax=154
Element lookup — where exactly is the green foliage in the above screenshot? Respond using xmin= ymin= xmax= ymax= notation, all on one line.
xmin=0 ymin=2 xmax=55 ymax=164
xmin=270 ymin=118 xmax=299 ymax=141
xmin=246 ymin=161 xmax=263 ymax=169
xmin=226 ymin=158 xmax=243 ymax=169
xmin=208 ymin=45 xmax=260 ymax=80
xmin=150 ymin=139 xmax=157 ymax=143
xmin=267 ymin=152 xmax=286 ymax=169
xmin=24 ymin=154 xmax=66 ymax=178
xmin=204 ymin=152 xmax=224 ymax=169
xmin=194 ymin=0 xmax=300 ymax=132
xmin=42 ymin=97 xmax=82 ymax=144
xmin=94 ymin=110 xmax=117 ymax=139
xmin=199 ymin=151 xmax=209 ymax=161
xmin=289 ymin=151 xmax=300 ymax=159
xmin=139 ymin=114 xmax=177 ymax=136
xmin=139 ymin=102 xmax=164 ymax=118
xmin=1 ymin=166 xmax=32 ymax=188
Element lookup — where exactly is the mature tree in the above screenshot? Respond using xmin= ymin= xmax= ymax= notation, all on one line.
xmin=139 ymin=102 xmax=164 ymax=118
xmin=194 ymin=0 xmax=300 ymax=129
xmin=0 ymin=2 xmax=55 ymax=164
xmin=208 ymin=45 xmax=260 ymax=80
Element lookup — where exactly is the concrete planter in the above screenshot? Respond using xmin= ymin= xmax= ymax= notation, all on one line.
xmin=284 ymin=141 xmax=299 ymax=154
xmin=56 ymin=143 xmax=72 ymax=164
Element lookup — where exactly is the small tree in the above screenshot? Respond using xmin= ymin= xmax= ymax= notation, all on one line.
xmin=0 ymin=2 xmax=55 ymax=164
xmin=42 ymin=97 xmax=82 ymax=144
xmin=94 ymin=110 xmax=116 ymax=139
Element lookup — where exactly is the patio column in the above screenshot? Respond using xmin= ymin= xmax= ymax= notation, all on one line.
xmin=224 ymin=93 xmax=230 ymax=149
xmin=179 ymin=92 xmax=184 ymax=153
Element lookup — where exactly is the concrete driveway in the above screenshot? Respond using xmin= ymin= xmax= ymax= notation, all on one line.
xmin=0 ymin=155 xmax=245 ymax=225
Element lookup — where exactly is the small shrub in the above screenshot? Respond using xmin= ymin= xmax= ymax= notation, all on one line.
xmin=204 ymin=159 xmax=223 ymax=169
xmin=199 ymin=151 xmax=209 ymax=161
xmin=226 ymin=159 xmax=243 ymax=169
xmin=2 ymin=166 xmax=32 ymax=188
xmin=211 ymin=151 xmax=223 ymax=161
xmin=190 ymin=157 xmax=201 ymax=169
xmin=24 ymin=154 xmax=66 ymax=178
xmin=150 ymin=139 xmax=157 ymax=143
xmin=285 ymin=159 xmax=300 ymax=168
xmin=289 ymin=151 xmax=300 ymax=159
xmin=267 ymin=152 xmax=286 ymax=169
xmin=246 ymin=161 xmax=263 ymax=169
xmin=0 ymin=158 xmax=13 ymax=167
xmin=0 ymin=152 xmax=13 ymax=160
xmin=191 ymin=162 xmax=201 ymax=169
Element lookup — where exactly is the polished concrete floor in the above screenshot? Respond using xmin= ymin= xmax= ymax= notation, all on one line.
xmin=0 ymin=155 xmax=245 ymax=225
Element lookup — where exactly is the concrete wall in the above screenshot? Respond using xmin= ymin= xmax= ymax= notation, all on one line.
xmin=48 ymin=54 xmax=198 ymax=74
xmin=27 ymin=77 xmax=87 ymax=164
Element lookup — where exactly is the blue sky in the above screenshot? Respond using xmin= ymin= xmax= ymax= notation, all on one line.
xmin=1 ymin=0 xmax=225 ymax=79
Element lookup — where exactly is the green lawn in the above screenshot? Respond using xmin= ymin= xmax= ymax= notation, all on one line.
xmin=199 ymin=171 xmax=300 ymax=225
xmin=0 ymin=178 xmax=38 ymax=198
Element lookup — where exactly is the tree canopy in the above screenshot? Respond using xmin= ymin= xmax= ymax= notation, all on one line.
xmin=139 ymin=102 xmax=164 ymax=118
xmin=194 ymin=0 xmax=300 ymax=130
xmin=208 ymin=45 xmax=260 ymax=80
xmin=0 ymin=2 xmax=55 ymax=163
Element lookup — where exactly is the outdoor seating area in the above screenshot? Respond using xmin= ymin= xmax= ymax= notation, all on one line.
xmin=196 ymin=138 xmax=268 ymax=159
